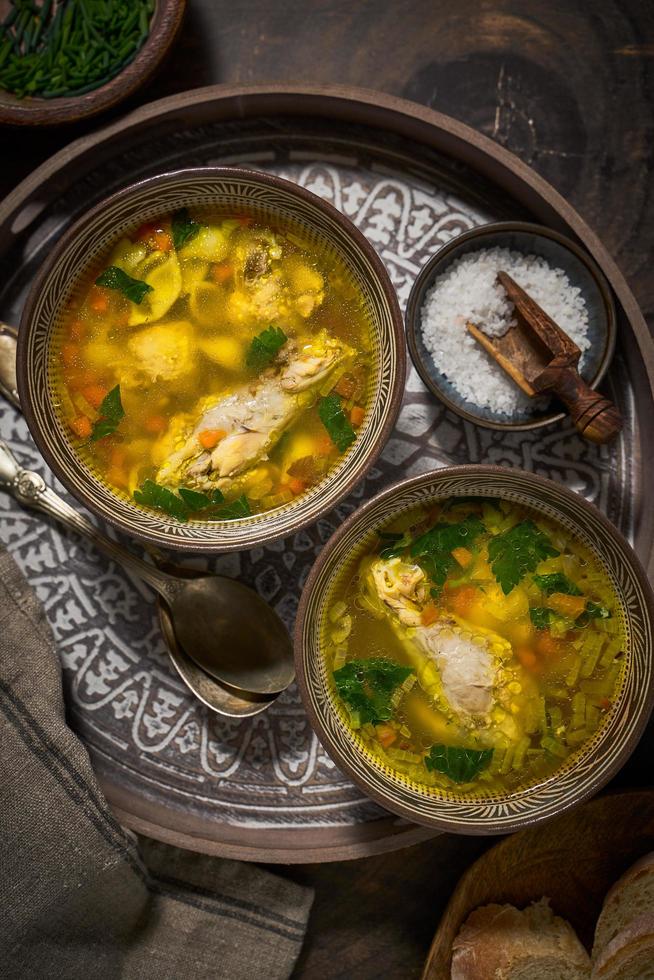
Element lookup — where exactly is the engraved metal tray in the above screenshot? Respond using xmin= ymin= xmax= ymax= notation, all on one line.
xmin=0 ymin=86 xmax=651 ymax=862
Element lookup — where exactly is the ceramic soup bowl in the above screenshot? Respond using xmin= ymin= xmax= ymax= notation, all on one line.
xmin=295 ymin=465 xmax=654 ymax=834
xmin=17 ymin=167 xmax=405 ymax=552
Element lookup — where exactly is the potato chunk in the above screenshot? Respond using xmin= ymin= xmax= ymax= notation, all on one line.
xmin=198 ymin=336 xmax=243 ymax=371
xmin=179 ymin=225 xmax=229 ymax=262
xmin=125 ymin=320 xmax=195 ymax=385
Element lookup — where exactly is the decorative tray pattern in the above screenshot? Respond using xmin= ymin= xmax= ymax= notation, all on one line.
xmin=0 ymin=88 xmax=649 ymax=861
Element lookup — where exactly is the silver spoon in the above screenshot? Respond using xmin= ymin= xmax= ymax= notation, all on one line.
xmin=0 ymin=324 xmax=294 ymax=699
xmin=0 ymin=439 xmax=294 ymax=699
xmin=0 ymin=439 xmax=275 ymax=716
xmin=158 ymin=597 xmax=273 ymax=718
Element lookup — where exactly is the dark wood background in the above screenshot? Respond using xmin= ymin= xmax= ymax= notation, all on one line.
xmin=3 ymin=2 xmax=653 ymax=977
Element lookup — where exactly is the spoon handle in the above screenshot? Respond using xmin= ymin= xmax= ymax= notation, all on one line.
xmin=0 ymin=322 xmax=20 ymax=409
xmin=0 ymin=439 xmax=176 ymax=598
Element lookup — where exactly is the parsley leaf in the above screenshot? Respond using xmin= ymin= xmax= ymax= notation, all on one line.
xmin=409 ymin=515 xmax=484 ymax=594
xmin=333 ymin=658 xmax=413 ymax=725
xmin=530 ymin=607 xmax=552 ymax=630
xmin=533 ymin=572 xmax=582 ymax=596
xmin=488 ymin=520 xmax=559 ymax=594
xmin=246 ymin=325 xmax=288 ymax=372
xmin=531 ymin=600 xmax=610 ymax=630
xmin=584 ymin=601 xmax=611 ymax=620
xmin=134 ymin=481 xmax=247 ymax=522
xmin=378 ymin=531 xmax=411 ymax=560
xmin=171 ymin=208 xmax=200 ymax=250
xmin=318 ymin=394 xmax=356 ymax=453
xmin=214 ymin=494 xmax=251 ymax=520
xmin=425 ymin=745 xmax=493 ymax=783
xmin=586 ymin=602 xmax=611 ymax=619
xmin=133 ymin=479 xmax=189 ymax=522
xmin=95 ymin=266 xmax=152 ymax=304
xmin=575 ymin=601 xmax=612 ymax=628
xmin=90 ymin=384 xmax=124 ymax=442
xmin=177 ymin=487 xmax=225 ymax=511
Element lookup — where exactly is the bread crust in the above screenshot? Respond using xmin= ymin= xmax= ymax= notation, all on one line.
xmin=451 ymin=899 xmax=590 ymax=980
xmin=593 ymin=851 xmax=654 ymax=961
xmin=592 ymin=911 xmax=654 ymax=978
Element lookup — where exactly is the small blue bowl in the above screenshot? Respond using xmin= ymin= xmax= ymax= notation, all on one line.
xmin=405 ymin=222 xmax=616 ymax=431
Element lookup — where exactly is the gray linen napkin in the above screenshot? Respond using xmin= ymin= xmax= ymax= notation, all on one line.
xmin=0 ymin=546 xmax=313 ymax=979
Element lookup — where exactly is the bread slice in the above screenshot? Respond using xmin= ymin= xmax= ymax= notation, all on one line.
xmin=591 ymin=912 xmax=654 ymax=979
xmin=451 ymin=898 xmax=591 ymax=980
xmin=592 ymin=852 xmax=654 ymax=962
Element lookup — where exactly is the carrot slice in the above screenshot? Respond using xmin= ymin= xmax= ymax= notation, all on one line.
xmin=89 ymin=286 xmax=109 ymax=313
xmin=420 ymin=603 xmax=439 ymax=626
xmin=154 ymin=230 xmax=173 ymax=252
xmin=516 ymin=647 xmax=539 ymax=672
xmin=70 ymin=416 xmax=92 ymax=439
xmin=548 ymin=592 xmax=586 ymax=619
xmin=61 ymin=343 xmax=79 ymax=368
xmin=535 ymin=632 xmax=562 ymax=660
xmin=350 ymin=405 xmax=365 ymax=427
xmin=144 ymin=415 xmax=168 ymax=435
xmin=334 ymin=374 xmax=356 ymax=399
xmin=447 ymin=585 xmax=478 ymax=616
xmin=107 ymin=466 xmax=128 ymax=488
xmin=288 ymin=476 xmax=306 ymax=496
xmin=82 ymin=384 xmax=108 ymax=410
xmin=134 ymin=223 xmax=172 ymax=252
xmin=134 ymin=222 xmax=157 ymax=243
xmin=316 ymin=434 xmax=334 ymax=456
xmin=211 ymin=261 xmax=233 ymax=283
xmin=69 ymin=318 xmax=86 ymax=342
xmin=198 ymin=428 xmax=227 ymax=450
xmin=376 ymin=724 xmax=397 ymax=749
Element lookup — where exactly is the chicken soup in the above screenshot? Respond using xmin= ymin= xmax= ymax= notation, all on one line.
xmin=53 ymin=208 xmax=371 ymax=521
xmin=325 ymin=496 xmax=624 ymax=795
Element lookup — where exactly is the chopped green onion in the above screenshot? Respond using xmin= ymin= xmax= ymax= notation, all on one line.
xmin=0 ymin=0 xmax=154 ymax=100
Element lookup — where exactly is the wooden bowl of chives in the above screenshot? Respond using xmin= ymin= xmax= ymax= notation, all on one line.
xmin=0 ymin=0 xmax=185 ymax=126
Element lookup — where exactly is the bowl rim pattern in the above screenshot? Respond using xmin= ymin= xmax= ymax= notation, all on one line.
xmin=16 ymin=165 xmax=405 ymax=552
xmin=294 ymin=464 xmax=654 ymax=834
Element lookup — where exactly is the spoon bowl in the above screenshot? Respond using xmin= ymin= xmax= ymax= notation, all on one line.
xmin=169 ymin=575 xmax=294 ymax=696
xmin=158 ymin=600 xmax=277 ymax=718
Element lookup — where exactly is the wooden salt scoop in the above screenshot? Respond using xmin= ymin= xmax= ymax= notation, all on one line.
xmin=466 ymin=270 xmax=622 ymax=444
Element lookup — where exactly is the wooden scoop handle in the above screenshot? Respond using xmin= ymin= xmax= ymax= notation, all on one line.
xmin=536 ymin=362 xmax=622 ymax=444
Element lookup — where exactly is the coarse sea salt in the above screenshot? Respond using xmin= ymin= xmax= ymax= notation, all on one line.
xmin=420 ymin=246 xmax=590 ymax=416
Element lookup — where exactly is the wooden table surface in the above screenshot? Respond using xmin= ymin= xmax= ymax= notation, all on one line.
xmin=3 ymin=2 xmax=653 ymax=977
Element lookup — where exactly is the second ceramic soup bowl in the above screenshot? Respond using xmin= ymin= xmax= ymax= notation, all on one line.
xmin=295 ymin=466 xmax=654 ymax=835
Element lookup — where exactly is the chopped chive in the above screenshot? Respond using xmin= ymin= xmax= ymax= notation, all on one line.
xmin=0 ymin=0 xmax=154 ymax=100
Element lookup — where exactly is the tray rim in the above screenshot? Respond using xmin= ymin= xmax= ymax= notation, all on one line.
xmin=2 ymin=82 xmax=653 ymax=863
xmin=103 ymin=781 xmax=438 ymax=864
